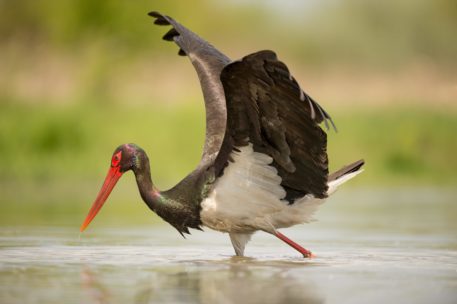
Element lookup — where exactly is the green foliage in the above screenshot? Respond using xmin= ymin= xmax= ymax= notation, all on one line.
xmin=285 ymin=0 xmax=457 ymax=67
xmin=0 ymin=1 xmax=456 ymax=67
xmin=1 ymin=101 xmax=456 ymax=185
xmin=0 ymin=100 xmax=205 ymax=185
xmin=327 ymin=108 xmax=457 ymax=185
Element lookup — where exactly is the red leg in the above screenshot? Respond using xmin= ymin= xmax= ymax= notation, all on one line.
xmin=274 ymin=231 xmax=315 ymax=258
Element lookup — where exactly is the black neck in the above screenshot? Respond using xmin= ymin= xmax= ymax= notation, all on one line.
xmin=131 ymin=149 xmax=203 ymax=235
xmin=133 ymin=157 xmax=163 ymax=212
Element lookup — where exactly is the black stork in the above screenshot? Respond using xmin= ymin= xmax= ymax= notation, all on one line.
xmin=80 ymin=11 xmax=365 ymax=258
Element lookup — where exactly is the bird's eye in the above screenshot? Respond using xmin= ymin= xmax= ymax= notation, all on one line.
xmin=111 ymin=151 xmax=122 ymax=167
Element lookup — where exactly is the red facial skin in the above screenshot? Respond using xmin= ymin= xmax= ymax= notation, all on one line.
xmin=80 ymin=151 xmax=123 ymax=232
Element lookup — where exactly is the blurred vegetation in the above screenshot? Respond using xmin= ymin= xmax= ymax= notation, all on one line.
xmin=1 ymin=0 xmax=456 ymax=66
xmin=0 ymin=1 xmax=456 ymax=226
xmin=1 ymin=101 xmax=456 ymax=185
xmin=1 ymin=101 xmax=456 ymax=227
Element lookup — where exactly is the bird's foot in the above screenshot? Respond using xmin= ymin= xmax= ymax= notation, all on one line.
xmin=274 ymin=230 xmax=315 ymax=258
xmin=303 ymin=251 xmax=316 ymax=259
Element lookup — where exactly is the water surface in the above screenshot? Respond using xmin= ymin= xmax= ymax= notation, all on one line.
xmin=1 ymin=189 xmax=456 ymax=303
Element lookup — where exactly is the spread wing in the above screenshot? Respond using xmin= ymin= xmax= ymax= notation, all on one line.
xmin=149 ymin=12 xmax=234 ymax=234
xmin=149 ymin=12 xmax=230 ymax=166
xmin=218 ymin=50 xmax=335 ymax=200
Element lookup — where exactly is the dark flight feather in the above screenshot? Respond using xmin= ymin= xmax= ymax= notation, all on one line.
xmin=218 ymin=50 xmax=333 ymax=200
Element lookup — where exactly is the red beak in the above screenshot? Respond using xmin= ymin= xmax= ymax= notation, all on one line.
xmin=80 ymin=166 xmax=123 ymax=232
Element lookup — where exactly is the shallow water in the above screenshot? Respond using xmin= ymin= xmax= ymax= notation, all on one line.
xmin=1 ymin=189 xmax=456 ymax=303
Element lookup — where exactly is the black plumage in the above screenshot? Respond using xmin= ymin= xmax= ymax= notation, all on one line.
xmin=220 ymin=51 xmax=333 ymax=200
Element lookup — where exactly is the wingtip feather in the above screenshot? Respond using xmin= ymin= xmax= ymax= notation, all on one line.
xmin=163 ymin=28 xmax=179 ymax=41
xmin=148 ymin=11 xmax=170 ymax=25
xmin=147 ymin=11 xmax=161 ymax=18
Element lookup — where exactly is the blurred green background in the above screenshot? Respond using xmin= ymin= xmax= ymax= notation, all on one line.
xmin=1 ymin=0 xmax=456 ymax=227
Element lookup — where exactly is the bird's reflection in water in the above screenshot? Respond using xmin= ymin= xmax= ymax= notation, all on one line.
xmin=80 ymin=266 xmax=111 ymax=304
xmin=134 ymin=257 xmax=323 ymax=304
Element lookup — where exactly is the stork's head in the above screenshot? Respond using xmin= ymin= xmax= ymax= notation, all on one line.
xmin=80 ymin=143 xmax=147 ymax=232
xmin=111 ymin=143 xmax=145 ymax=173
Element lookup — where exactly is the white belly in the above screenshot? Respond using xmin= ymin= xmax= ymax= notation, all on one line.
xmin=200 ymin=144 xmax=324 ymax=233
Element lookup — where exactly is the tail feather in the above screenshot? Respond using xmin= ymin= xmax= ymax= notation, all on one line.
xmin=327 ymin=159 xmax=364 ymax=195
